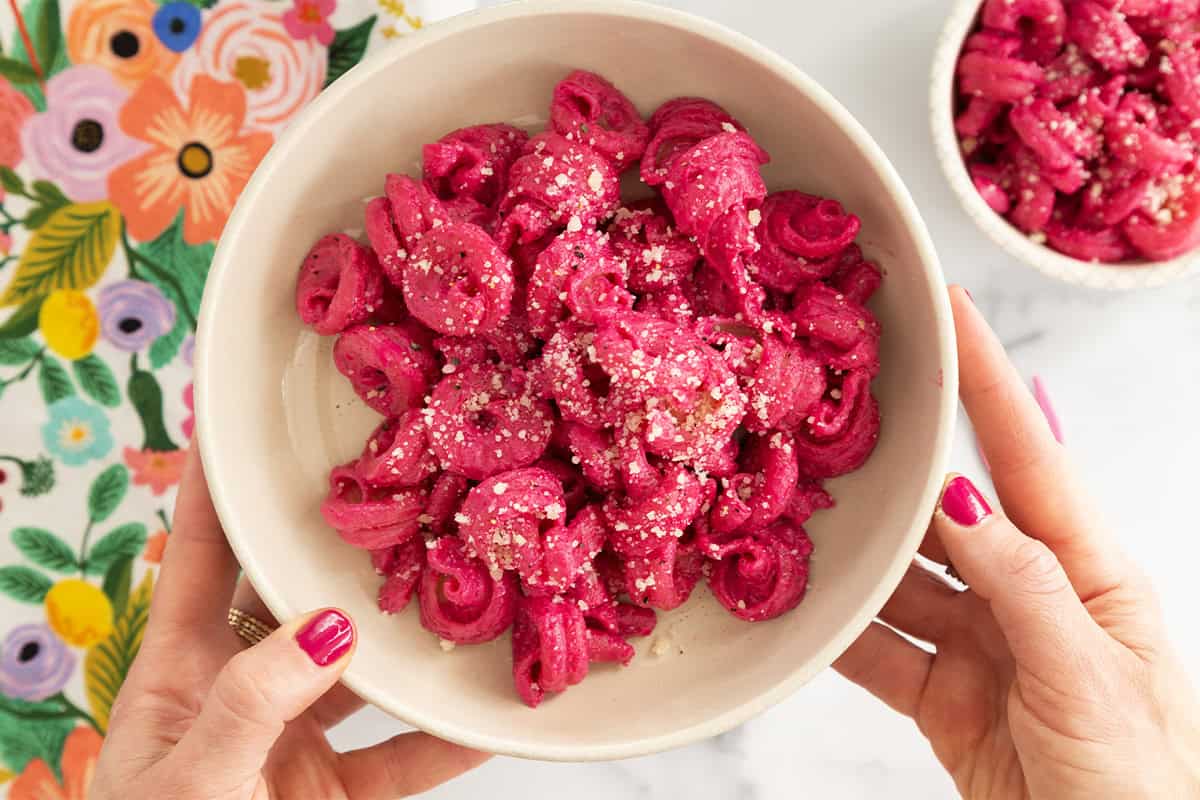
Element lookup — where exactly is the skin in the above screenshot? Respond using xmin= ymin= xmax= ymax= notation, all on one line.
xmin=88 ymin=447 xmax=487 ymax=800
xmin=91 ymin=286 xmax=1200 ymax=799
xmin=834 ymin=288 xmax=1200 ymax=799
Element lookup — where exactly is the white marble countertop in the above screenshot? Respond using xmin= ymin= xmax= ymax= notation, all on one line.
xmin=328 ymin=1 xmax=1200 ymax=797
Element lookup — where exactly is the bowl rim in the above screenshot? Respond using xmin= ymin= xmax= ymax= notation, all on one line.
xmin=930 ymin=0 xmax=1200 ymax=291
xmin=196 ymin=0 xmax=959 ymax=761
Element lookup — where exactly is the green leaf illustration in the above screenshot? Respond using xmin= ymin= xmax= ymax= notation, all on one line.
xmin=87 ymin=464 xmax=128 ymax=523
xmin=101 ymin=555 xmax=133 ymax=619
xmin=0 ymin=694 xmax=72 ymax=718
xmin=86 ymin=569 xmax=153 ymax=731
xmin=0 ymin=296 xmax=46 ymax=339
xmin=0 ymin=56 xmax=38 ymax=84
xmin=0 ymin=336 xmax=39 ymax=364
xmin=149 ymin=313 xmax=187 ymax=369
xmin=30 ymin=180 xmax=69 ymax=210
xmin=128 ymin=366 xmax=177 ymax=452
xmin=0 ymin=712 xmax=73 ymax=780
xmin=84 ymin=523 xmax=146 ymax=577
xmin=0 ymin=201 xmax=121 ymax=307
xmin=325 ymin=15 xmax=376 ymax=88
xmin=0 ymin=565 xmax=53 ymax=602
xmin=32 ymin=0 xmax=62 ymax=81
xmin=0 ymin=166 xmax=24 ymax=195
xmin=73 ymin=354 xmax=120 ymax=407
xmin=37 ymin=355 xmax=74 ymax=405
xmin=11 ymin=527 xmax=77 ymax=572
xmin=137 ymin=210 xmax=212 ymax=335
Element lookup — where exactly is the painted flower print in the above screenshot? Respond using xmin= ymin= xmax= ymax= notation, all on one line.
xmin=97 ymin=280 xmax=176 ymax=351
xmin=173 ymin=0 xmax=327 ymax=134
xmin=45 ymin=579 xmax=114 ymax=648
xmin=0 ymin=0 xmax=420 ymax=783
xmin=283 ymin=0 xmax=337 ymax=45
xmin=108 ymin=74 xmax=274 ymax=244
xmin=143 ymin=529 xmax=168 ymax=563
xmin=41 ymin=397 xmax=114 ymax=466
xmin=38 ymin=290 xmax=100 ymax=360
xmin=0 ymin=77 xmax=35 ymax=168
xmin=181 ymin=382 xmax=194 ymax=439
xmin=123 ymin=447 xmax=187 ymax=495
xmin=21 ymin=66 xmax=147 ymax=202
xmin=9 ymin=725 xmax=103 ymax=800
xmin=0 ymin=624 xmax=76 ymax=702
xmin=152 ymin=2 xmax=203 ymax=53
xmin=66 ymin=0 xmax=180 ymax=89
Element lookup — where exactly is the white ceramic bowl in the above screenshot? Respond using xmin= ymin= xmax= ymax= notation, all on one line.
xmin=196 ymin=0 xmax=957 ymax=761
xmin=931 ymin=0 xmax=1200 ymax=290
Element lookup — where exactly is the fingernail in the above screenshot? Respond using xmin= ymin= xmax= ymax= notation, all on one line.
xmin=296 ymin=609 xmax=354 ymax=666
xmin=940 ymin=476 xmax=992 ymax=527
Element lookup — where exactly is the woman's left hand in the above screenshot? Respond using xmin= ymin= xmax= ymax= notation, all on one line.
xmin=89 ymin=446 xmax=488 ymax=799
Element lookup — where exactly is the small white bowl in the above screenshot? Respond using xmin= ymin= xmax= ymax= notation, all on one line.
xmin=931 ymin=0 xmax=1200 ymax=290
xmin=197 ymin=0 xmax=957 ymax=761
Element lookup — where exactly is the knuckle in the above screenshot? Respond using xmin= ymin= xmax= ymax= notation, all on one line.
xmin=211 ymin=651 xmax=279 ymax=733
xmin=1007 ymin=538 xmax=1068 ymax=596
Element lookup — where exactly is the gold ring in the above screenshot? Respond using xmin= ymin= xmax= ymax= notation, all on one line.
xmin=227 ymin=608 xmax=276 ymax=646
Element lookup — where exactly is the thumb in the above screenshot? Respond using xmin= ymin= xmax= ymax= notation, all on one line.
xmin=934 ymin=475 xmax=1106 ymax=680
xmin=163 ymin=608 xmax=356 ymax=795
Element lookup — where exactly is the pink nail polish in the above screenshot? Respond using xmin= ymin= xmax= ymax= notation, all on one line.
xmin=296 ymin=609 xmax=354 ymax=666
xmin=940 ymin=476 xmax=992 ymax=527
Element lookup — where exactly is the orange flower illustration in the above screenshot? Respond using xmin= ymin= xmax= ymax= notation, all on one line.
xmin=109 ymin=74 xmax=273 ymax=244
xmin=10 ymin=726 xmax=103 ymax=800
xmin=123 ymin=447 xmax=187 ymax=495
xmin=66 ymin=0 xmax=179 ymax=90
xmin=143 ymin=529 xmax=169 ymax=563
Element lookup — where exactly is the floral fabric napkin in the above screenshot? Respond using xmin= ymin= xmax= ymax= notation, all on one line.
xmin=0 ymin=0 xmax=473 ymax=794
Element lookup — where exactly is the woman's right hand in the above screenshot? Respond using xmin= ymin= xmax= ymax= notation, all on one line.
xmin=835 ymin=287 xmax=1200 ymax=799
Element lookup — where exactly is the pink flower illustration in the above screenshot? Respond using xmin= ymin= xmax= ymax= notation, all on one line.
xmin=283 ymin=0 xmax=336 ymax=45
xmin=22 ymin=66 xmax=147 ymax=201
xmin=0 ymin=77 xmax=34 ymax=169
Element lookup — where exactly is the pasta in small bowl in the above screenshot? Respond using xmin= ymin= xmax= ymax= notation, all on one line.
xmin=932 ymin=0 xmax=1200 ymax=289
xmin=196 ymin=0 xmax=956 ymax=761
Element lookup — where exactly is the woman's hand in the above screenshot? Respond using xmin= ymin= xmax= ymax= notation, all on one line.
xmin=835 ymin=287 xmax=1200 ymax=799
xmin=89 ymin=447 xmax=488 ymax=799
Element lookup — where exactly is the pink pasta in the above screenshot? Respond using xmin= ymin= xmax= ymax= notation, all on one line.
xmin=403 ymin=222 xmax=515 ymax=337
xmin=419 ymin=536 xmax=518 ymax=644
xmin=298 ymin=71 xmax=887 ymax=707
xmin=497 ymin=132 xmax=620 ymax=250
xmin=641 ymin=98 xmax=744 ymax=186
xmin=661 ymin=131 xmax=769 ymax=248
xmin=333 ymin=322 xmax=437 ymax=417
xmin=511 ymin=596 xmax=589 ymax=707
xmin=353 ymin=411 xmax=439 ymax=488
xmin=549 ymin=70 xmax=649 ymax=169
xmin=320 ymin=464 xmax=426 ymax=550
xmin=364 ymin=174 xmax=451 ymax=287
xmin=378 ymin=537 xmax=425 ymax=615
xmin=953 ymin=0 xmax=1200 ymax=263
xmin=295 ymin=234 xmax=385 ymax=335
xmin=750 ymin=191 xmax=861 ymax=291
xmin=425 ymin=362 xmax=552 ymax=479
xmin=708 ymin=520 xmax=814 ymax=622
xmin=423 ymin=124 xmax=528 ymax=230
xmin=608 ymin=200 xmax=701 ymax=293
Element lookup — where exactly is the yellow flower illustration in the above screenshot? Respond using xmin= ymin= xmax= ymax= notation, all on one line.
xmin=39 ymin=290 xmax=99 ymax=360
xmin=45 ymin=579 xmax=113 ymax=647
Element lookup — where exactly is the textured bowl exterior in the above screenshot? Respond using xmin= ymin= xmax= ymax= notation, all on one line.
xmin=196 ymin=0 xmax=957 ymax=761
xmin=931 ymin=0 xmax=1200 ymax=290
